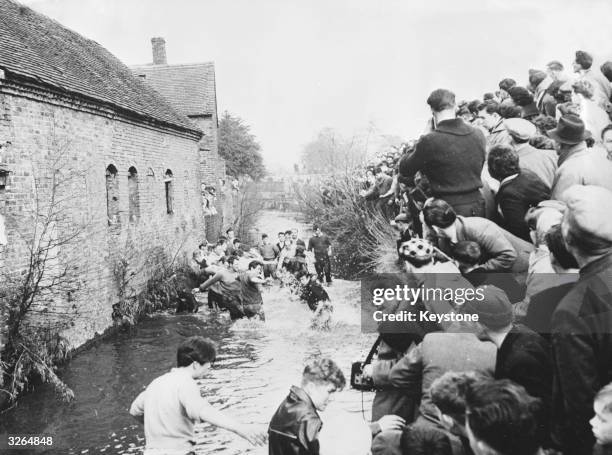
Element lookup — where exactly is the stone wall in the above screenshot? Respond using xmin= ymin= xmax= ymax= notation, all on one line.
xmin=0 ymin=83 xmax=204 ymax=349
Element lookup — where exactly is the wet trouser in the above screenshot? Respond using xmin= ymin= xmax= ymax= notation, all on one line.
xmin=437 ymin=189 xmax=486 ymax=218
xmin=262 ymin=261 xmax=277 ymax=278
xmin=314 ymin=255 xmax=332 ymax=283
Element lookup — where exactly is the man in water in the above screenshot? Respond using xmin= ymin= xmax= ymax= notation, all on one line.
xmin=194 ymin=256 xmax=241 ymax=310
xmin=258 ymin=233 xmax=278 ymax=278
xmin=129 ymin=336 xmax=266 ymax=454
xmin=307 ymin=225 xmax=333 ymax=286
xmin=292 ymin=228 xmax=306 ymax=249
xmin=236 ymin=260 xmax=266 ymax=320
xmin=275 ymin=231 xmax=286 ymax=256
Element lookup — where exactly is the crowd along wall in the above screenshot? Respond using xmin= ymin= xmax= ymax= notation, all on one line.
xmin=0 ymin=81 xmax=205 ymax=350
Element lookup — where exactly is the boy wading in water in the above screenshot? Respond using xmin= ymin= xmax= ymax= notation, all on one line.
xmin=129 ymin=337 xmax=266 ymax=454
xmin=269 ymin=358 xmax=346 ymax=455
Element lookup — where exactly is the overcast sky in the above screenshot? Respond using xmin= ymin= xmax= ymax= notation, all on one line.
xmin=20 ymin=0 xmax=612 ymax=171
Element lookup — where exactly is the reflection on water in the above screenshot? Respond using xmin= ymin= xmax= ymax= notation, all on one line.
xmin=0 ymin=211 xmax=376 ymax=454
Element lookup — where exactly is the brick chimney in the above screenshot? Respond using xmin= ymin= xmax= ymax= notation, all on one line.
xmin=151 ymin=37 xmax=167 ymax=65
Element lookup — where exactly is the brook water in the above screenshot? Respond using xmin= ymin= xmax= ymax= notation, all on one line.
xmin=1 ymin=211 xmax=376 ymax=455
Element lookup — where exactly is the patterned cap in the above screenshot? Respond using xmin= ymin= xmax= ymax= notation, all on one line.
xmin=399 ymin=239 xmax=434 ymax=262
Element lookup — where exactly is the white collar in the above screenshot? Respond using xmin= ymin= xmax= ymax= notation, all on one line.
xmin=500 ymin=174 xmax=519 ymax=186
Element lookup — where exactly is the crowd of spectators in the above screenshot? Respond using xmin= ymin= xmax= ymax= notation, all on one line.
xmin=345 ymin=50 xmax=612 ymax=455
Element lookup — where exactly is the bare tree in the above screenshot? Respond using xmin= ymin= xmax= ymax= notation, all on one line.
xmin=232 ymin=179 xmax=265 ymax=242
xmin=0 ymin=137 xmax=93 ymax=408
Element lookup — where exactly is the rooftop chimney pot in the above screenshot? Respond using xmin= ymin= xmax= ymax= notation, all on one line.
xmin=151 ymin=37 xmax=167 ymax=65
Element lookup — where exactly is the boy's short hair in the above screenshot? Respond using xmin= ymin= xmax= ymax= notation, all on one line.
xmin=545 ymin=224 xmax=578 ymax=270
xmin=262 ymin=233 xmax=268 ymax=239
xmin=488 ymin=145 xmax=520 ymax=181
xmin=248 ymin=260 xmax=263 ymax=270
xmin=452 ymin=241 xmax=481 ymax=266
xmin=302 ymin=358 xmax=346 ymax=391
xmin=427 ymin=89 xmax=456 ymax=112
xmin=278 ymin=231 xmax=285 ymax=236
xmin=547 ymin=60 xmax=564 ymax=72
xmin=233 ymin=238 xmax=241 ymax=245
xmin=217 ymin=238 xmax=227 ymax=245
xmin=400 ymin=425 xmax=452 ymax=455
xmin=430 ymin=371 xmax=483 ymax=425
xmin=499 ymin=78 xmax=517 ymax=92
xmin=465 ymin=379 xmax=542 ymax=455
xmin=499 ymin=104 xmax=522 ymax=119
xmin=575 ymin=50 xmax=593 ymax=70
xmin=177 ymin=336 xmax=217 ymax=367
xmin=226 ymin=227 xmax=234 ymax=234
xmin=198 ymin=242 xmax=207 ymax=249
xmin=508 ymin=86 xmax=534 ymax=107
xmin=285 ymin=230 xmax=292 ymax=236
xmin=595 ymin=382 xmax=612 ymax=414
xmin=423 ymin=199 xmax=457 ymax=228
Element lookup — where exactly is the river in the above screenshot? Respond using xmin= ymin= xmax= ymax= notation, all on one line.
xmin=1 ymin=210 xmax=377 ymax=455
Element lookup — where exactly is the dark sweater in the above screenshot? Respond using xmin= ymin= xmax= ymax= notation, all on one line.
xmin=496 ymin=324 xmax=552 ymax=403
xmin=496 ymin=324 xmax=552 ymax=444
xmin=495 ymin=170 xmax=551 ymax=241
xmin=399 ymin=118 xmax=485 ymax=197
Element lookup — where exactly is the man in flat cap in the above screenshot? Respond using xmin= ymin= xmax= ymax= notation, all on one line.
xmin=504 ymin=117 xmax=557 ymax=188
xmin=548 ymin=114 xmax=612 ymax=200
xmin=551 ymin=185 xmax=612 ymax=455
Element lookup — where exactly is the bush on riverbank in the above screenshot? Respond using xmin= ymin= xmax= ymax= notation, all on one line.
xmin=294 ymin=174 xmax=398 ymax=279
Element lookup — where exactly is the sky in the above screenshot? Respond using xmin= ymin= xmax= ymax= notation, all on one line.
xmin=19 ymin=0 xmax=612 ymax=172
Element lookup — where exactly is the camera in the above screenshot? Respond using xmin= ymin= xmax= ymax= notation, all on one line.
xmin=350 ymin=361 xmax=376 ymax=391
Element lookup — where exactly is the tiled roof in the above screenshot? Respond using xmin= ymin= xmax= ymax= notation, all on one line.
xmin=0 ymin=0 xmax=200 ymax=134
xmin=131 ymin=62 xmax=217 ymax=117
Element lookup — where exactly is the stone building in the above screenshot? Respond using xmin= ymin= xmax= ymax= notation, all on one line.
xmin=0 ymin=0 xmax=207 ymax=349
xmin=132 ymin=39 xmax=232 ymax=241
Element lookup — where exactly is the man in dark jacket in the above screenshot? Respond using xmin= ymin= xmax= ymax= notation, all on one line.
xmin=422 ymin=199 xmax=522 ymax=272
xmin=551 ymin=185 xmax=612 ymax=455
xmin=487 ymin=144 xmax=551 ymax=241
xmin=465 ymin=286 xmax=552 ymax=446
xmin=269 ymin=358 xmax=345 ymax=455
xmin=452 ymin=241 xmax=525 ymax=303
xmin=399 ymin=88 xmax=486 ymax=217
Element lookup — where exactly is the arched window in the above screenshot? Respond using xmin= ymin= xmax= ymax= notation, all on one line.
xmin=105 ymin=164 xmax=120 ymax=226
xmin=128 ymin=166 xmax=140 ymax=223
xmin=165 ymin=169 xmax=174 ymax=214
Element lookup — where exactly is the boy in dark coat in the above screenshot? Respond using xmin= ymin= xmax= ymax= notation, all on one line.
xmin=465 ymin=286 xmax=552 ymax=446
xmin=487 ymin=144 xmax=551 ymax=241
xmin=269 ymin=358 xmax=346 ymax=455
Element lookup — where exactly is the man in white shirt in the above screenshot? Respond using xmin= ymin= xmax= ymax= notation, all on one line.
xmin=130 ymin=337 xmax=266 ymax=454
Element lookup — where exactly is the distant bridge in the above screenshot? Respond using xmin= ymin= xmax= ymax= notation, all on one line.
xmin=253 ymin=179 xmax=299 ymax=210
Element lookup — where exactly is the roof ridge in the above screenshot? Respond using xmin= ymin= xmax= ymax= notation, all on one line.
xmin=131 ymin=61 xmax=215 ymax=69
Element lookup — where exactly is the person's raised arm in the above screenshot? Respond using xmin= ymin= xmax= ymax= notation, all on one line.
xmin=198 ymin=272 xmax=223 ymax=292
